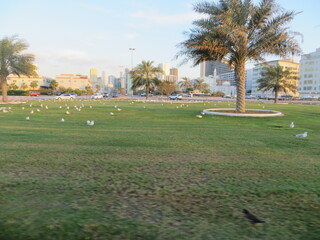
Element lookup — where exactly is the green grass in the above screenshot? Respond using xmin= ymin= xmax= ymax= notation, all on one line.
xmin=0 ymin=99 xmax=319 ymax=240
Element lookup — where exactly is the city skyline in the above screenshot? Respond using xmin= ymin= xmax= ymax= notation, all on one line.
xmin=1 ymin=0 xmax=319 ymax=79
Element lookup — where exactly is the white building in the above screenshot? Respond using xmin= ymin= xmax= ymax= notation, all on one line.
xmin=299 ymin=48 xmax=320 ymax=98
xmin=158 ymin=63 xmax=170 ymax=80
xmin=7 ymin=74 xmax=50 ymax=89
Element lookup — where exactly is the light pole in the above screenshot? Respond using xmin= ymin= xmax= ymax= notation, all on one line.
xmin=129 ymin=48 xmax=135 ymax=70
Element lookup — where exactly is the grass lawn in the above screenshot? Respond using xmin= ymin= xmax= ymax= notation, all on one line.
xmin=0 ymin=99 xmax=319 ymax=240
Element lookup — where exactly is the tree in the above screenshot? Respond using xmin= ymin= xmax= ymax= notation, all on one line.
xmin=130 ymin=60 xmax=163 ymax=99
xmin=257 ymin=64 xmax=298 ymax=103
xmin=0 ymin=36 xmax=37 ymax=102
xmin=21 ymin=82 xmax=28 ymax=90
xmin=120 ymin=88 xmax=126 ymax=95
xmin=179 ymin=77 xmax=193 ymax=93
xmin=159 ymin=80 xmax=177 ymax=97
xmin=30 ymin=81 xmax=38 ymax=90
xmin=177 ymin=0 xmax=300 ymax=112
xmin=85 ymin=85 xmax=93 ymax=95
xmin=95 ymin=84 xmax=101 ymax=92
xmin=9 ymin=83 xmax=18 ymax=90
xmin=50 ymin=80 xmax=59 ymax=90
xmin=194 ymin=79 xmax=209 ymax=93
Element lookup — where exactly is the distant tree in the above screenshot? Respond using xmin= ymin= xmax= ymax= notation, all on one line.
xmin=9 ymin=83 xmax=18 ymax=90
xmin=50 ymin=80 xmax=59 ymax=90
xmin=113 ymin=89 xmax=119 ymax=94
xmin=0 ymin=36 xmax=37 ymax=102
xmin=21 ymin=82 xmax=28 ymax=90
xmin=257 ymin=64 xmax=298 ymax=103
xmin=85 ymin=85 xmax=93 ymax=95
xmin=178 ymin=77 xmax=192 ymax=93
xmin=120 ymin=88 xmax=126 ymax=95
xmin=95 ymin=84 xmax=101 ymax=92
xmin=30 ymin=81 xmax=38 ymax=90
xmin=177 ymin=0 xmax=301 ymax=112
xmin=65 ymin=88 xmax=73 ymax=93
xmin=194 ymin=79 xmax=209 ymax=93
xmin=130 ymin=60 xmax=163 ymax=99
xmin=58 ymin=87 xmax=66 ymax=92
xmin=159 ymin=80 xmax=177 ymax=97
xmin=212 ymin=91 xmax=225 ymax=97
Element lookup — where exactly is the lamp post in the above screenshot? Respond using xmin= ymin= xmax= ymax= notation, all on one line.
xmin=129 ymin=48 xmax=135 ymax=70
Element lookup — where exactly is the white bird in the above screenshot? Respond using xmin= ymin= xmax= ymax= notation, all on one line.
xmin=114 ymin=105 xmax=118 ymax=108
xmin=37 ymin=109 xmax=40 ymax=112
xmin=66 ymin=111 xmax=70 ymax=115
xmin=26 ymin=116 xmax=30 ymax=120
xmin=295 ymin=132 xmax=307 ymax=138
xmin=196 ymin=115 xmax=203 ymax=118
xmin=30 ymin=110 xmax=34 ymax=114
xmin=40 ymin=104 xmax=43 ymax=107
xmin=45 ymin=106 xmax=48 ymax=109
xmin=201 ymin=112 xmax=205 ymax=115
xmin=90 ymin=106 xmax=92 ymax=109
xmin=117 ymin=108 xmax=122 ymax=111
xmin=109 ymin=112 xmax=114 ymax=116
xmin=29 ymin=103 xmax=33 ymax=107
xmin=87 ymin=120 xmax=94 ymax=126
xmin=290 ymin=122 xmax=294 ymax=128
xmin=66 ymin=106 xmax=70 ymax=109
xmin=22 ymin=107 xmax=25 ymax=110
xmin=59 ymin=106 xmax=62 ymax=109
xmin=61 ymin=118 xmax=65 ymax=122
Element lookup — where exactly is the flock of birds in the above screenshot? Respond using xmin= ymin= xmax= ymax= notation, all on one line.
xmin=1 ymin=100 xmax=309 ymax=138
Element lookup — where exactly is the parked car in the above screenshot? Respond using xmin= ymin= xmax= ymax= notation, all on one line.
xmin=55 ymin=94 xmax=76 ymax=100
xmin=91 ymin=93 xmax=103 ymax=99
xmin=103 ymin=92 xmax=109 ymax=98
xmin=169 ymin=94 xmax=182 ymax=100
xmin=70 ymin=93 xmax=78 ymax=97
xmin=29 ymin=91 xmax=40 ymax=96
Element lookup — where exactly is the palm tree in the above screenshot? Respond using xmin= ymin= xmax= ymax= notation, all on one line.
xmin=194 ymin=79 xmax=209 ymax=93
xmin=21 ymin=83 xmax=28 ymax=90
xmin=30 ymin=81 xmax=38 ymax=90
xmin=177 ymin=0 xmax=300 ymax=112
xmin=257 ymin=64 xmax=298 ymax=103
xmin=50 ymin=80 xmax=59 ymax=90
xmin=0 ymin=36 xmax=37 ymax=102
xmin=179 ymin=77 xmax=193 ymax=92
xmin=130 ymin=60 xmax=163 ymax=99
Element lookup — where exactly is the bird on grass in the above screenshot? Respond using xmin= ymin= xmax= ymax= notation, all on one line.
xmin=22 ymin=107 xmax=25 ymax=110
xmin=30 ymin=110 xmax=34 ymax=114
xmin=243 ymin=209 xmax=265 ymax=225
xmin=109 ymin=112 xmax=114 ymax=116
xmin=295 ymin=132 xmax=307 ymax=138
xmin=87 ymin=120 xmax=94 ymax=126
xmin=26 ymin=116 xmax=30 ymax=120
xmin=196 ymin=115 xmax=203 ymax=119
xmin=117 ymin=108 xmax=122 ymax=111
xmin=61 ymin=118 xmax=65 ymax=122
xmin=290 ymin=122 xmax=294 ymax=128
xmin=66 ymin=111 xmax=70 ymax=115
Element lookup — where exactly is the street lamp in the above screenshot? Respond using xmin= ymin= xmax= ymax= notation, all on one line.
xmin=129 ymin=48 xmax=135 ymax=70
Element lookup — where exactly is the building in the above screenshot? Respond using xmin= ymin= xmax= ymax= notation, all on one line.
xmin=245 ymin=69 xmax=253 ymax=93
xmin=200 ymin=61 xmax=232 ymax=78
xmin=158 ymin=63 xmax=170 ymax=80
xmin=299 ymin=48 xmax=320 ymax=98
xmin=251 ymin=60 xmax=299 ymax=98
xmin=199 ymin=75 xmax=236 ymax=96
xmin=169 ymin=67 xmax=179 ymax=81
xmin=7 ymin=74 xmax=50 ymax=90
xmin=55 ymin=74 xmax=90 ymax=90
xmin=90 ymin=69 xmax=98 ymax=83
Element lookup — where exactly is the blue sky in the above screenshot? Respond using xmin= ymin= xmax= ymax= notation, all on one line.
xmin=0 ymin=0 xmax=319 ymax=79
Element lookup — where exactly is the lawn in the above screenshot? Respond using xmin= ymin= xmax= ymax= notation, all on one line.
xmin=0 ymin=99 xmax=319 ymax=240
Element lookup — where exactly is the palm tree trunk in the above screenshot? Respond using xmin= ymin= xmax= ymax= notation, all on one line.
xmin=1 ymin=78 xmax=8 ymax=102
xmin=274 ymin=91 xmax=278 ymax=104
xmin=235 ymin=61 xmax=246 ymax=113
xmin=146 ymin=86 xmax=149 ymax=99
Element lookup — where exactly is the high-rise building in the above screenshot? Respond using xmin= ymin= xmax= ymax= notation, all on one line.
xmin=169 ymin=67 xmax=179 ymax=81
xmin=158 ymin=63 xmax=170 ymax=80
xmin=200 ymin=61 xmax=232 ymax=78
xmin=90 ymin=69 xmax=98 ymax=83
xmin=125 ymin=68 xmax=133 ymax=94
xmin=299 ymin=48 xmax=320 ymax=98
xmin=251 ymin=60 xmax=299 ymax=98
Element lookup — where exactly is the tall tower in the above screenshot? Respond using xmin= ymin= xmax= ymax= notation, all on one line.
xmin=90 ymin=69 xmax=98 ymax=84
xmin=170 ymin=68 xmax=178 ymax=81
xmin=158 ymin=63 xmax=170 ymax=80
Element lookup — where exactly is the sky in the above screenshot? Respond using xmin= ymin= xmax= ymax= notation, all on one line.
xmin=0 ymin=0 xmax=319 ymax=79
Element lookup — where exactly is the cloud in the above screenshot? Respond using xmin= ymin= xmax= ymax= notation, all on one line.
xmin=130 ymin=10 xmax=202 ymax=25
